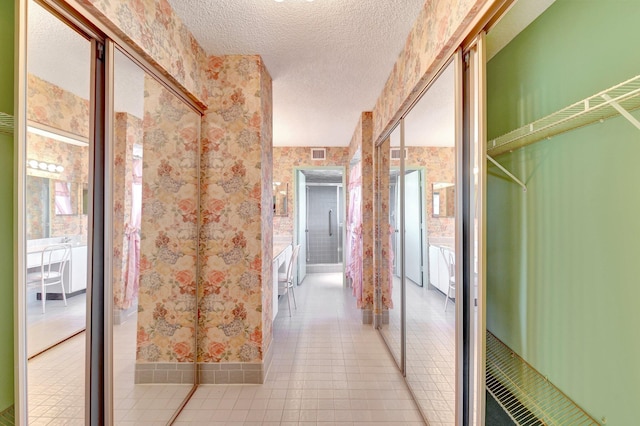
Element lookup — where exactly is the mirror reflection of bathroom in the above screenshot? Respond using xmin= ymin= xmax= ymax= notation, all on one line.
xmin=432 ymin=182 xmax=455 ymax=217
xmin=24 ymin=0 xmax=91 ymax=422
xmin=273 ymin=181 xmax=288 ymax=216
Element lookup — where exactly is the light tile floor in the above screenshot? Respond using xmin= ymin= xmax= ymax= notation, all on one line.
xmin=27 ymin=292 xmax=86 ymax=357
xmin=27 ymin=310 xmax=192 ymax=425
xmin=27 ymin=272 xmax=429 ymax=425
xmin=175 ymin=272 xmax=425 ymax=425
xmin=379 ymin=278 xmax=456 ymax=425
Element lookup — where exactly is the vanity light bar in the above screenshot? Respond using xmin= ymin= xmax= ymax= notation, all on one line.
xmin=27 ymin=159 xmax=64 ymax=173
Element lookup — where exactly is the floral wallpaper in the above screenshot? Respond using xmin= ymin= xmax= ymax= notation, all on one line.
xmin=272 ymin=147 xmax=350 ymax=238
xmin=199 ymin=55 xmax=272 ymax=364
xmin=375 ymin=137 xmax=393 ymax=310
xmin=260 ymin=61 xmax=274 ymax=356
xmin=79 ymin=0 xmax=207 ymax=104
xmin=27 ymin=74 xmax=90 ymax=138
xmin=113 ymin=112 xmax=142 ymax=311
xmin=26 ymin=74 xmax=89 ymax=241
xmin=391 ymin=146 xmax=456 ymax=239
xmin=372 ymin=0 xmax=488 ymax=142
xmin=136 ymin=75 xmax=200 ymax=364
xmin=347 ymin=112 xmax=374 ymax=312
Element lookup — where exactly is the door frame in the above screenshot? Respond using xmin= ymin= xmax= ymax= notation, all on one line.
xmin=293 ymin=166 xmax=346 ymax=286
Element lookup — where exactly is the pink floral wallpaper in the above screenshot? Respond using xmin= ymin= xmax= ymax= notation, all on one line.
xmin=79 ymin=0 xmax=207 ymax=104
xmin=372 ymin=0 xmax=488 ymax=142
xmin=260 ymin=61 xmax=274 ymax=356
xmin=26 ymin=74 xmax=89 ymax=241
xmin=391 ymin=146 xmax=456 ymax=239
xmin=136 ymin=75 xmax=200 ymax=364
xmin=347 ymin=112 xmax=374 ymax=312
xmin=272 ymin=147 xmax=350 ymax=238
xmin=375 ymin=138 xmax=393 ymax=310
xmin=112 ymin=112 xmax=142 ymax=311
xmin=27 ymin=74 xmax=90 ymax=138
xmin=199 ymin=55 xmax=272 ymax=364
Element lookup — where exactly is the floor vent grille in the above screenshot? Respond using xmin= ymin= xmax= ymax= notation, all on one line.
xmin=486 ymin=331 xmax=600 ymax=426
xmin=0 ymin=112 xmax=14 ymax=136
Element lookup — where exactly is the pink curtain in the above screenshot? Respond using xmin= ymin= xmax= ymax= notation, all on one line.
xmin=123 ymin=158 xmax=142 ymax=308
xmin=386 ymin=223 xmax=394 ymax=309
xmin=346 ymin=164 xmax=363 ymax=306
xmin=54 ymin=181 xmax=73 ymax=215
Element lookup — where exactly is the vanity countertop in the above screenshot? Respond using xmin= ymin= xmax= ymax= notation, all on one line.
xmin=273 ymin=241 xmax=292 ymax=260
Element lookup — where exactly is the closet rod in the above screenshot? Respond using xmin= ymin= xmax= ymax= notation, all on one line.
xmin=486 ymin=155 xmax=527 ymax=192
xmin=601 ymin=94 xmax=640 ymax=131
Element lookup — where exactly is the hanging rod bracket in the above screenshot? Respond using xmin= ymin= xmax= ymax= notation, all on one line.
xmin=601 ymin=93 xmax=640 ymax=131
xmin=486 ymin=155 xmax=527 ymax=192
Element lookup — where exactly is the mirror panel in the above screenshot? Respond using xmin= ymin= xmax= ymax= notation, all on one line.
xmin=111 ymin=48 xmax=199 ymax=424
xmin=273 ymin=182 xmax=288 ymax=216
xmin=377 ymin=124 xmax=403 ymax=367
xmin=403 ymin=60 xmax=457 ymax=424
xmin=25 ymin=0 xmax=90 ymax=422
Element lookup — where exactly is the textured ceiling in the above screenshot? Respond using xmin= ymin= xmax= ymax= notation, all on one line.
xmin=167 ymin=0 xmax=426 ymax=147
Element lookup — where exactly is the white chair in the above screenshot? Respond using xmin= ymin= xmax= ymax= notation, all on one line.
xmin=27 ymin=244 xmax=71 ymax=314
xmin=278 ymin=244 xmax=300 ymax=317
xmin=443 ymin=248 xmax=455 ymax=312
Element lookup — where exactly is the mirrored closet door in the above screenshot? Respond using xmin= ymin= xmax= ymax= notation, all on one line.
xmin=109 ymin=47 xmax=200 ymax=424
xmin=23 ymin=1 xmax=92 ymax=422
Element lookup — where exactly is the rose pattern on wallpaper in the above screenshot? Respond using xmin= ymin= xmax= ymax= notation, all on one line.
xmin=79 ymin=0 xmax=207 ymax=103
xmin=199 ymin=55 xmax=272 ymax=364
xmin=136 ymin=75 xmax=200 ymax=364
xmin=375 ymin=138 xmax=393 ymax=310
xmin=259 ymin=60 xmax=274 ymax=356
xmin=27 ymin=74 xmax=90 ymax=138
xmin=272 ymin=147 xmax=350 ymax=238
xmin=372 ymin=0 xmax=488 ymax=142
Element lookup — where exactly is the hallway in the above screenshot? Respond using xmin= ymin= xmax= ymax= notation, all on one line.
xmin=174 ymin=272 xmax=425 ymax=425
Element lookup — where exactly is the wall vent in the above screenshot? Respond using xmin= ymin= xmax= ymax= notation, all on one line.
xmin=0 ymin=112 xmax=14 ymax=136
xmin=486 ymin=331 xmax=600 ymax=426
xmin=310 ymin=148 xmax=326 ymax=160
xmin=390 ymin=147 xmax=407 ymax=160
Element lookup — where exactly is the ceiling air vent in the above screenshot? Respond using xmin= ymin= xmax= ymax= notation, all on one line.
xmin=390 ymin=147 xmax=407 ymax=160
xmin=311 ymin=148 xmax=326 ymax=160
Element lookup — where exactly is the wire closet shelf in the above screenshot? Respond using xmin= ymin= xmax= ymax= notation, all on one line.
xmin=486 ymin=331 xmax=601 ymax=426
xmin=487 ymin=74 xmax=640 ymax=156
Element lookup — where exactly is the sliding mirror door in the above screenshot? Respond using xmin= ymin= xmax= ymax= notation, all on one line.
xmin=109 ymin=48 xmax=200 ymax=423
xmin=24 ymin=1 xmax=92 ymax=422
xmin=377 ymin=124 xmax=403 ymax=369
xmin=404 ymin=58 xmax=460 ymax=424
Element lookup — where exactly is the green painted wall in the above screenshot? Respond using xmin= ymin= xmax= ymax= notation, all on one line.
xmin=0 ymin=0 xmax=14 ymax=413
xmin=487 ymin=1 xmax=640 ymax=423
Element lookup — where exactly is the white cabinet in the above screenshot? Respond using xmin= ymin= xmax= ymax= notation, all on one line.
xmin=69 ymin=245 xmax=88 ymax=293
xmin=428 ymin=244 xmax=453 ymax=296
